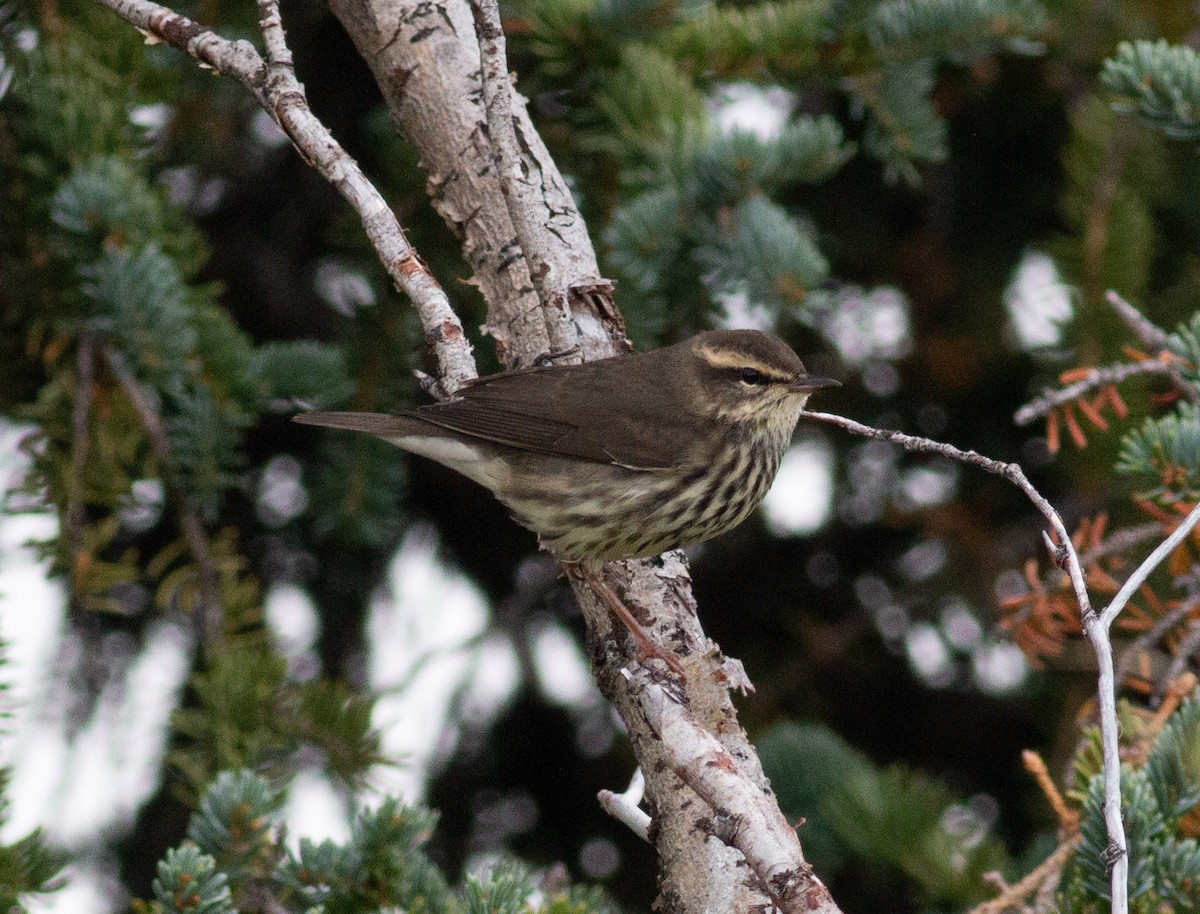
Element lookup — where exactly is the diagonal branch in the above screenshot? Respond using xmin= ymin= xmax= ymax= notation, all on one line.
xmin=636 ymin=671 xmax=839 ymax=913
xmin=801 ymin=409 xmax=1133 ymax=912
xmin=1015 ymin=288 xmax=1198 ymax=428
xmin=1014 ymin=358 xmax=1176 ymax=427
xmin=966 ymin=835 xmax=1081 ymax=914
xmin=1106 ymin=289 xmax=1170 ymax=352
xmin=98 ymin=0 xmax=476 ymax=394
xmin=102 ymin=344 xmax=221 ymax=644
xmin=1114 ymin=592 xmax=1200 ymax=691
xmin=1100 ymin=502 xmax=1200 ymax=630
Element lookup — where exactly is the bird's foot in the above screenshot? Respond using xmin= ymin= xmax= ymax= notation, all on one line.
xmin=569 ymin=564 xmax=685 ymax=678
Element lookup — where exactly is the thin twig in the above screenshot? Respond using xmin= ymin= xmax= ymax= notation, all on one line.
xmin=1105 ymin=290 xmax=1169 ymax=351
xmin=1114 ymin=593 xmax=1200 ymax=690
xmin=66 ymin=328 xmax=95 ymax=614
xmin=1100 ymin=502 xmax=1200 ymax=629
xmin=1022 ymin=750 xmax=1076 ymax=831
xmin=1078 ymin=522 xmax=1164 ymax=568
xmin=966 ymin=835 xmax=1081 ymax=914
xmin=598 ymin=768 xmax=650 ymax=842
xmin=97 ymin=0 xmax=477 ymax=394
xmin=1166 ymin=622 xmax=1200 ymax=683
xmin=1013 ymin=359 xmax=1175 ymax=427
xmin=800 ymin=409 xmax=1132 ymax=912
xmin=1104 ymin=290 xmax=1196 ymax=401
xmin=468 ymin=0 xmax=577 ymax=359
xmin=802 ymin=411 xmax=1091 ymax=612
xmin=1014 ymin=290 xmax=1197 ymax=426
xmin=102 ymin=345 xmax=222 ymax=644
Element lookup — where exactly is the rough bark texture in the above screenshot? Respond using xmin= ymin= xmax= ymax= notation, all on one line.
xmin=326 ymin=0 xmax=625 ymax=367
xmin=325 ymin=1 xmax=839 ymax=910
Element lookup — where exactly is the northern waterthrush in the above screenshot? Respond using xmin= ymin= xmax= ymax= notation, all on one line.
xmin=295 ymin=329 xmax=836 ymax=668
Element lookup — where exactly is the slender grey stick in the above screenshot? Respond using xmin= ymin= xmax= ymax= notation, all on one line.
xmin=1114 ymin=593 xmax=1200 ymax=690
xmin=1013 ymin=359 xmax=1174 ymax=427
xmin=1165 ymin=622 xmax=1200 ymax=683
xmin=802 ymin=409 xmax=1131 ymax=912
xmin=97 ymin=0 xmax=477 ymax=394
xmin=1105 ymin=290 xmax=1169 ymax=351
xmin=1100 ymin=501 xmax=1200 ymax=629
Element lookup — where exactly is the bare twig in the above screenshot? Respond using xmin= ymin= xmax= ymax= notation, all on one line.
xmin=468 ymin=0 xmax=577 ymax=359
xmin=1015 ymin=290 xmax=1197 ymax=427
xmin=66 ymin=328 xmax=95 ymax=613
xmin=1015 ymin=288 xmax=1200 ymax=428
xmin=802 ymin=411 xmax=1091 ymax=612
xmin=101 ymin=345 xmax=222 ymax=644
xmin=1022 ymin=750 xmax=1076 ymax=831
xmin=97 ymin=0 xmax=476 ymax=394
xmin=1114 ymin=593 xmax=1200 ymax=691
xmin=1166 ymin=622 xmax=1200 ymax=683
xmin=966 ymin=835 xmax=1080 ymax=914
xmin=1100 ymin=502 xmax=1200 ymax=629
xmin=598 ymin=767 xmax=650 ymax=842
xmin=801 ymin=409 xmax=1134 ymax=912
xmin=1013 ymin=358 xmax=1175 ymax=427
xmin=1078 ymin=521 xmax=1164 ymax=567
xmin=1105 ymin=290 xmax=1170 ymax=352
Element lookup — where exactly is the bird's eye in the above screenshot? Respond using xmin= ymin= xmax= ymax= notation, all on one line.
xmin=740 ymin=368 xmax=765 ymax=385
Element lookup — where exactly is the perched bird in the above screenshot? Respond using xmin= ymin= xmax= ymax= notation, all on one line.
xmin=295 ymin=329 xmax=837 ymax=669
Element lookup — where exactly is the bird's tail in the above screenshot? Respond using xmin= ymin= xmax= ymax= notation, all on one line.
xmin=292 ymin=411 xmax=424 ymax=437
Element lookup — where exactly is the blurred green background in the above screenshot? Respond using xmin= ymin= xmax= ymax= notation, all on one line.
xmin=3 ymin=1 xmax=1200 ymax=912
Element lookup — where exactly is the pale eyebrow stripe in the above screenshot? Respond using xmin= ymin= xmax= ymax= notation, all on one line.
xmin=697 ymin=344 xmax=793 ymax=379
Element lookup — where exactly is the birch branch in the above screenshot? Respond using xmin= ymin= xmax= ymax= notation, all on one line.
xmin=469 ymin=0 xmax=578 ymax=358
xmin=598 ymin=768 xmax=650 ymax=842
xmin=97 ymin=0 xmax=476 ymax=394
xmin=323 ymin=3 xmax=824 ymax=910
xmin=801 ymin=409 xmax=1132 ymax=912
xmin=635 ymin=671 xmax=840 ymax=914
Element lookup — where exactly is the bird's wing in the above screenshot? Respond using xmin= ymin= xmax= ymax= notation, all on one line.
xmin=409 ymin=359 xmax=696 ymax=470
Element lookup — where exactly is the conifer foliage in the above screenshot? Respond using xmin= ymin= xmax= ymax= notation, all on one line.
xmin=3 ymin=0 xmax=1200 ymax=913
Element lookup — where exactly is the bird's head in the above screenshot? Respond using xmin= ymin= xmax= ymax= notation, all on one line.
xmin=688 ymin=330 xmax=838 ymax=428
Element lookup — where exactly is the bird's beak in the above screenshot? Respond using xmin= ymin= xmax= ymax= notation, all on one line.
xmin=790 ymin=375 xmax=840 ymax=393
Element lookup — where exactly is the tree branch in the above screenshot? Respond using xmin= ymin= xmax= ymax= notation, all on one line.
xmin=1105 ymin=289 xmax=1170 ymax=352
xmin=1014 ymin=289 xmax=1198 ymax=428
xmin=1114 ymin=592 xmax=1200 ymax=690
xmin=469 ymin=0 xmax=577 ymax=358
xmin=966 ymin=835 xmax=1080 ymax=914
xmin=1013 ymin=358 xmax=1175 ymax=427
xmin=801 ymin=409 xmax=1132 ymax=912
xmin=1100 ymin=501 xmax=1200 ymax=629
xmin=97 ymin=0 xmax=476 ymax=394
xmin=598 ymin=767 xmax=650 ymax=842
xmin=101 ymin=344 xmax=221 ymax=644
xmin=635 ymin=671 xmax=839 ymax=913
xmin=324 ymin=3 xmax=825 ymax=910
